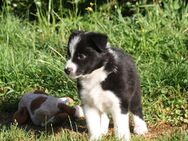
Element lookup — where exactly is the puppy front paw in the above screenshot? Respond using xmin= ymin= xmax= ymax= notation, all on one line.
xmin=134 ymin=123 xmax=148 ymax=135
xmin=89 ymin=135 xmax=101 ymax=141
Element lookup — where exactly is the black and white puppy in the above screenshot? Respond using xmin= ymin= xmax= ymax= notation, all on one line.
xmin=64 ymin=31 xmax=148 ymax=141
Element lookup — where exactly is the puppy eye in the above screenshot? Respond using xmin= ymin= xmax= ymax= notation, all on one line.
xmin=77 ymin=54 xmax=86 ymax=60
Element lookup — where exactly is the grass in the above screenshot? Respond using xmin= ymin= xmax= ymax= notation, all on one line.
xmin=0 ymin=0 xmax=188 ymax=140
xmin=0 ymin=123 xmax=187 ymax=141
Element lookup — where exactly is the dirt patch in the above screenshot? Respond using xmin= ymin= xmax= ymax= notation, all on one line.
xmin=146 ymin=122 xmax=187 ymax=140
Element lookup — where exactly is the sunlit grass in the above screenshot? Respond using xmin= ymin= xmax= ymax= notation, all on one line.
xmin=0 ymin=123 xmax=187 ymax=141
xmin=0 ymin=0 xmax=188 ymax=140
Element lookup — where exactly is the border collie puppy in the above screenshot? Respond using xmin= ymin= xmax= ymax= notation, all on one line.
xmin=64 ymin=31 xmax=148 ymax=141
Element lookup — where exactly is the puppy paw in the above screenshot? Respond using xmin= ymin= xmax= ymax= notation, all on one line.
xmin=134 ymin=123 xmax=148 ymax=135
xmin=89 ymin=135 xmax=101 ymax=141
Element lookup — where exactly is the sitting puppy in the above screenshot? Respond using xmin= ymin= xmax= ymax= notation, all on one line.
xmin=13 ymin=90 xmax=84 ymax=126
xmin=64 ymin=31 xmax=148 ymax=141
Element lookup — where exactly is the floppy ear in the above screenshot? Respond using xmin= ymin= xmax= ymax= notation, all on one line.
xmin=87 ymin=32 xmax=108 ymax=52
xmin=13 ymin=107 xmax=29 ymax=125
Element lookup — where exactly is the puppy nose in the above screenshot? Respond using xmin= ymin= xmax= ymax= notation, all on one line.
xmin=64 ymin=67 xmax=73 ymax=75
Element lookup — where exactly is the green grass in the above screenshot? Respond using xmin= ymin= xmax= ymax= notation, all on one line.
xmin=0 ymin=0 xmax=188 ymax=140
xmin=0 ymin=123 xmax=187 ymax=141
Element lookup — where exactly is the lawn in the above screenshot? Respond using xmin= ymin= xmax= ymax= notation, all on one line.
xmin=0 ymin=0 xmax=187 ymax=140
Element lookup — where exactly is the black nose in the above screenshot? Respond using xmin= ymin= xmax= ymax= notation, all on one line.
xmin=64 ymin=67 xmax=73 ymax=75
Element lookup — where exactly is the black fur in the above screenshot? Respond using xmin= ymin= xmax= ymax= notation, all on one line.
xmin=101 ymin=48 xmax=143 ymax=118
xmin=66 ymin=31 xmax=144 ymax=119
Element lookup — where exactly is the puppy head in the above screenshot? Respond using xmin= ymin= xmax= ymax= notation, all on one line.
xmin=64 ymin=31 xmax=108 ymax=79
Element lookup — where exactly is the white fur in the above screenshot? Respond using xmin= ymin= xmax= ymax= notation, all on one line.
xmin=80 ymin=67 xmax=130 ymax=141
xmin=133 ymin=115 xmax=148 ymax=135
xmin=113 ymin=113 xmax=130 ymax=141
xmin=69 ymin=36 xmax=80 ymax=57
xmin=65 ymin=36 xmax=81 ymax=78
xmin=100 ymin=113 xmax=110 ymax=134
xmin=83 ymin=106 xmax=102 ymax=140
xmin=65 ymin=60 xmax=78 ymax=78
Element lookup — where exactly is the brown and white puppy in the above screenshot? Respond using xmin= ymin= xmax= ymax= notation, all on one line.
xmin=13 ymin=91 xmax=84 ymax=126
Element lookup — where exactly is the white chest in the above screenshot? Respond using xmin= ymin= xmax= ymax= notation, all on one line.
xmin=79 ymin=67 xmax=120 ymax=113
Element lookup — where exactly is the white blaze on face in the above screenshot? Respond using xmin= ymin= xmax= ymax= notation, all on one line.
xmin=65 ymin=35 xmax=81 ymax=78
xmin=69 ymin=36 xmax=80 ymax=57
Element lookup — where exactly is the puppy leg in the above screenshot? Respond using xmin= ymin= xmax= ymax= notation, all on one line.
xmin=100 ymin=113 xmax=109 ymax=135
xmin=132 ymin=114 xmax=148 ymax=135
xmin=112 ymin=112 xmax=130 ymax=141
xmin=130 ymin=92 xmax=148 ymax=135
xmin=84 ymin=105 xmax=101 ymax=141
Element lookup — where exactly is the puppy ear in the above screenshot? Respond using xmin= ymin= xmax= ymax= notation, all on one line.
xmin=87 ymin=32 xmax=108 ymax=52
xmin=68 ymin=30 xmax=84 ymax=43
xmin=67 ymin=30 xmax=84 ymax=57
xmin=70 ymin=30 xmax=84 ymax=37
xmin=13 ymin=107 xmax=29 ymax=125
